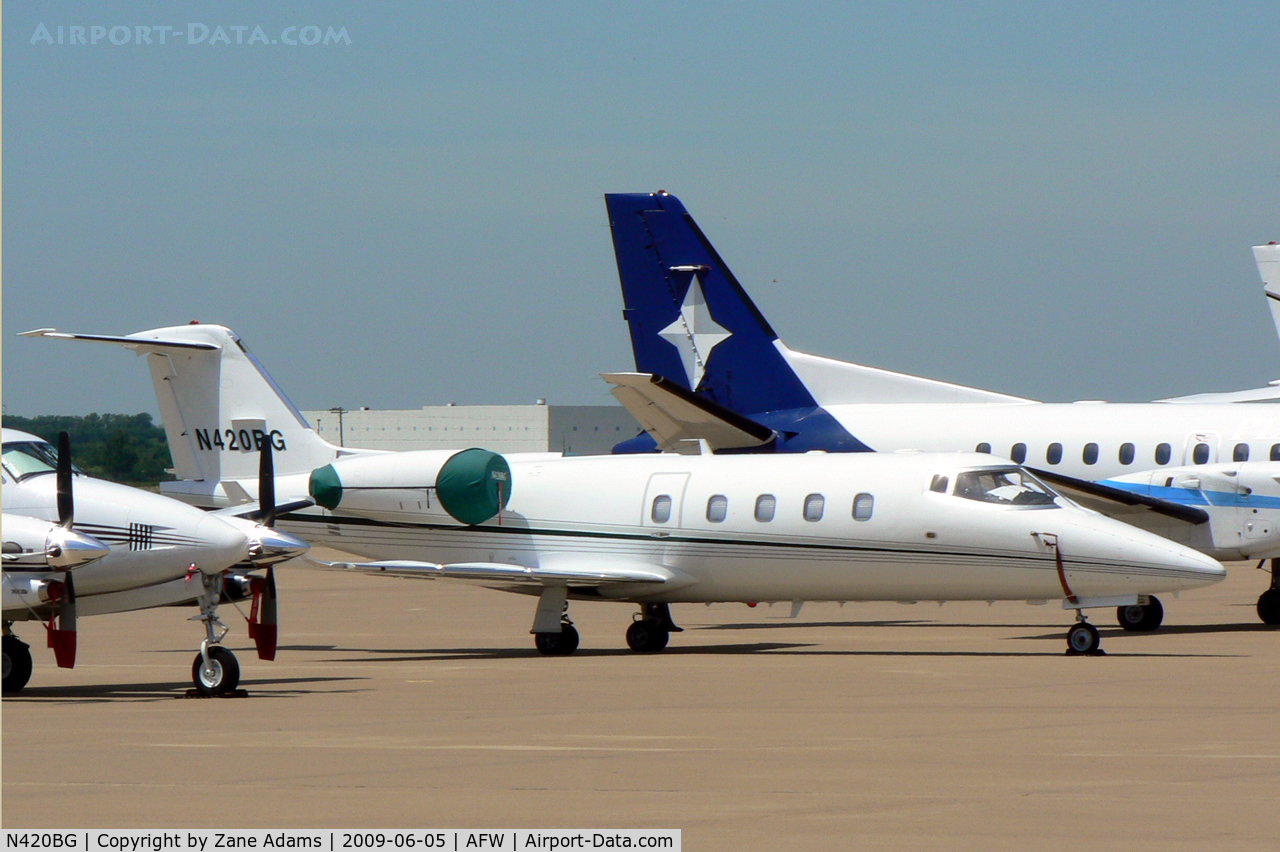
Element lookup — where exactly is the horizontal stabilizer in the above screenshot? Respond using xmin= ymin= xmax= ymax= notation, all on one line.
xmin=307 ymin=558 xmax=675 ymax=586
xmin=19 ymin=329 xmax=220 ymax=351
xmin=603 ymin=372 xmax=775 ymax=453
xmin=1030 ymin=468 xmax=1210 ymax=525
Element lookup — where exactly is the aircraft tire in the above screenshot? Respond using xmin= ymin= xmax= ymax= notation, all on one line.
xmin=3 ymin=635 xmax=33 ymax=694
xmin=192 ymin=646 xmax=240 ymax=695
xmin=625 ymin=621 xmax=670 ymax=652
xmin=1257 ymin=589 xmax=1280 ymax=626
xmin=1066 ymin=622 xmax=1101 ymax=655
xmin=534 ymin=625 xmax=579 ymax=656
xmin=1116 ymin=597 xmax=1163 ymax=632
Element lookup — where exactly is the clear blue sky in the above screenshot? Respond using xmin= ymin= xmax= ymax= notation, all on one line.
xmin=5 ymin=1 xmax=1279 ymax=418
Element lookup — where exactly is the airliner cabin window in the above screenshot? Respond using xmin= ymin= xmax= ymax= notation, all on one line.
xmin=1272 ymin=444 xmax=1280 ymax=461
xmin=1046 ymin=443 xmax=1063 ymax=465
xmin=1193 ymin=443 xmax=1210 ymax=465
xmin=930 ymin=475 xmax=949 ymax=493
xmin=1010 ymin=443 xmax=1027 ymax=464
xmin=706 ymin=494 xmax=728 ymax=523
xmin=1082 ymin=443 xmax=1099 ymax=465
xmin=755 ymin=494 xmax=776 ymax=522
xmin=651 ymin=495 xmax=672 ymax=524
xmin=1155 ymin=443 xmax=1172 ymax=465
xmin=1234 ymin=443 xmax=1250 ymax=462
xmin=852 ymin=493 xmax=874 ymax=521
xmin=803 ymin=494 xmax=825 ymax=522
xmin=975 ymin=443 xmax=991 ymax=454
xmin=1119 ymin=443 xmax=1135 ymax=465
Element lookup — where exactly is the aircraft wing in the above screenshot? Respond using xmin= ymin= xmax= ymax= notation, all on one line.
xmin=1029 ymin=468 xmax=1210 ymax=525
xmin=306 ymin=557 xmax=676 ymax=586
xmin=602 ymin=372 xmax=775 ymax=454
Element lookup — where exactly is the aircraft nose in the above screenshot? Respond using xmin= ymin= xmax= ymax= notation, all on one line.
xmin=1172 ymin=545 xmax=1228 ymax=585
xmin=192 ymin=514 xmax=252 ymax=574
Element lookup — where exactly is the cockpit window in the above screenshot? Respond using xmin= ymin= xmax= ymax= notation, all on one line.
xmin=1 ymin=441 xmax=73 ymax=481
xmin=953 ymin=468 xmax=1059 ymax=508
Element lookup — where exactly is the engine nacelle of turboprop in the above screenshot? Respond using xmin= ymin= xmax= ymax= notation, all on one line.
xmin=308 ymin=448 xmax=511 ymax=525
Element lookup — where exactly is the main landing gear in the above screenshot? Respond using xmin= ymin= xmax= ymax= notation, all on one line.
xmin=1258 ymin=560 xmax=1280 ymax=626
xmin=625 ymin=603 xmax=681 ymax=653
xmin=3 ymin=630 xmax=34 ymax=694
xmin=1116 ymin=596 xmax=1164 ymax=632
xmin=1066 ymin=613 xmax=1104 ymax=656
xmin=529 ymin=591 xmax=683 ymax=656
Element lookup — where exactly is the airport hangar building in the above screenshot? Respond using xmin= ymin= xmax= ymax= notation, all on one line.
xmin=301 ymin=402 xmax=642 ymax=456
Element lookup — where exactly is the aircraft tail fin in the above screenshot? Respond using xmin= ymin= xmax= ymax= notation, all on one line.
xmin=605 ymin=192 xmax=1028 ymax=409
xmin=605 ymin=191 xmax=818 ymax=415
xmin=22 ymin=325 xmax=344 ymax=483
xmin=1254 ymin=242 xmax=1280 ymax=346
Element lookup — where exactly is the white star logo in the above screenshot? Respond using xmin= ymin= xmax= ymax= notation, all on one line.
xmin=659 ymin=267 xmax=731 ymax=389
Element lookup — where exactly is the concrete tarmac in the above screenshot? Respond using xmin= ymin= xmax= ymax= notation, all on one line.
xmin=3 ymin=552 xmax=1279 ymax=850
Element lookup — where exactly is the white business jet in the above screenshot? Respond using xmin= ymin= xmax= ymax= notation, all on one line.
xmin=601 ymin=191 xmax=1280 ymax=626
xmin=24 ymin=324 xmax=1224 ymax=656
xmin=2 ymin=429 xmax=308 ymax=693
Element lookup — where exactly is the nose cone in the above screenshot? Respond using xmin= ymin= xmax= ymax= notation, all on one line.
xmin=248 ymin=526 xmax=310 ymax=564
xmin=1063 ymin=514 xmax=1227 ymax=596
xmin=192 ymin=514 xmax=252 ymax=575
xmin=48 ymin=527 xmax=111 ymax=569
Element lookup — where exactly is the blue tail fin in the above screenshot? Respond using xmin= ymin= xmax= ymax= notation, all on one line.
xmin=606 ymin=191 xmax=815 ymax=415
xmin=606 ymin=192 xmax=869 ymax=453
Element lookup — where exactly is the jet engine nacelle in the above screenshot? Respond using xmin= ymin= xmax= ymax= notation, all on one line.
xmin=309 ymin=447 xmax=511 ymax=526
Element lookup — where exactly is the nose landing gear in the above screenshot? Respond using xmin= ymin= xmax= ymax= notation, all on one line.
xmin=1066 ymin=614 xmax=1104 ymax=656
xmin=189 ymin=571 xmax=241 ymax=695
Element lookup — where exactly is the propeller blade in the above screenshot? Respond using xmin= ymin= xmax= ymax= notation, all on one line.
xmin=257 ymin=566 xmax=278 ymax=661
xmin=56 ymin=431 xmax=74 ymax=528
xmin=259 ymin=439 xmax=276 ymax=528
xmin=48 ymin=572 xmax=77 ymax=669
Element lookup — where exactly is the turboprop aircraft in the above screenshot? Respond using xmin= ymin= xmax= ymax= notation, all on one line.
xmin=22 ymin=324 xmax=1225 ymax=656
xmin=602 ymin=191 xmax=1280 ymax=626
xmin=2 ymin=429 xmax=308 ymax=694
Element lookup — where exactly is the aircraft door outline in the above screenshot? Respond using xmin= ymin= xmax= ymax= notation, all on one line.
xmin=642 ymin=473 xmax=691 ymax=530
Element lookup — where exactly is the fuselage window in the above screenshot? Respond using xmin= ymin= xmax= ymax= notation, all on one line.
xmin=1192 ymin=442 xmax=1210 ymax=465
xmin=1082 ymin=443 xmax=1099 ymax=465
xmin=852 ymin=493 xmax=874 ymax=521
xmin=754 ymin=494 xmax=776 ymax=522
xmin=803 ymin=493 xmax=825 ymax=521
xmin=975 ymin=442 xmax=991 ymax=454
xmin=1119 ymin=442 xmax=1135 ymax=465
xmin=1046 ymin=443 xmax=1063 ymax=465
xmin=651 ymin=495 xmax=672 ymax=524
xmin=1155 ymin=443 xmax=1172 ymax=465
xmin=706 ymin=494 xmax=728 ymax=523
xmin=1272 ymin=444 xmax=1280 ymax=461
xmin=1234 ymin=443 xmax=1250 ymax=462
xmin=930 ymin=475 xmax=949 ymax=493
xmin=1010 ymin=443 xmax=1026 ymax=464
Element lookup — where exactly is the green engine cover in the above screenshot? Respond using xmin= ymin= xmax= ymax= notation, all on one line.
xmin=436 ymin=448 xmax=512 ymax=525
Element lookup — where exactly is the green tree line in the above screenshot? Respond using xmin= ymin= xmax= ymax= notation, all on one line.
xmin=3 ymin=413 xmax=174 ymax=487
